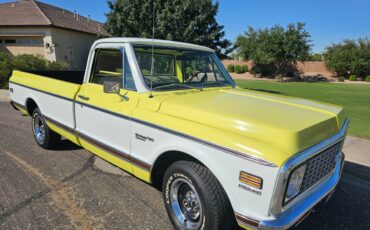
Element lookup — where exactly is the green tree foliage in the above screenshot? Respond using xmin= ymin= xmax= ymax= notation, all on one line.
xmin=0 ymin=52 xmax=12 ymax=77
xmin=324 ymin=38 xmax=370 ymax=78
xmin=309 ymin=53 xmax=323 ymax=61
xmin=105 ymin=0 xmax=232 ymax=58
xmin=235 ymin=23 xmax=311 ymax=76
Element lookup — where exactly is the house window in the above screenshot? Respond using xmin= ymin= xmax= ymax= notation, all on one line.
xmin=17 ymin=38 xmax=43 ymax=46
xmin=17 ymin=39 xmax=32 ymax=44
xmin=4 ymin=39 xmax=16 ymax=44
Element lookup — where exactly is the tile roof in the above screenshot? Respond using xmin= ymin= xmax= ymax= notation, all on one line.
xmin=0 ymin=0 xmax=110 ymax=36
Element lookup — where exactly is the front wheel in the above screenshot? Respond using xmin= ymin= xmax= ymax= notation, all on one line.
xmin=32 ymin=108 xmax=61 ymax=149
xmin=162 ymin=160 xmax=234 ymax=230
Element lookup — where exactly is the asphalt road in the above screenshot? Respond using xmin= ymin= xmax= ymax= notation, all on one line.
xmin=0 ymin=101 xmax=369 ymax=230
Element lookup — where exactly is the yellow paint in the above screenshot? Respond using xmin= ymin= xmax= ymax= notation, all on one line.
xmin=10 ymin=70 xmax=80 ymax=100
xmin=79 ymin=138 xmax=134 ymax=174
xmin=14 ymin=104 xmax=28 ymax=115
xmin=46 ymin=121 xmax=80 ymax=146
xmin=10 ymin=70 xmax=347 ymax=170
xmin=134 ymin=87 xmax=346 ymax=167
xmin=76 ymin=83 xmax=145 ymax=179
xmin=99 ymin=70 xmax=122 ymax=76
xmin=238 ymin=224 xmax=254 ymax=230
xmin=132 ymin=165 xmax=151 ymax=182
xmin=176 ymin=60 xmax=183 ymax=82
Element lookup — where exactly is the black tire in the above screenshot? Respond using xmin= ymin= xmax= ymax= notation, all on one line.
xmin=32 ymin=108 xmax=61 ymax=149
xmin=162 ymin=160 xmax=234 ymax=230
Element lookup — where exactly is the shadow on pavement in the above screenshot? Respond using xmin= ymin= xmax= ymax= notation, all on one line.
xmin=52 ymin=139 xmax=82 ymax=151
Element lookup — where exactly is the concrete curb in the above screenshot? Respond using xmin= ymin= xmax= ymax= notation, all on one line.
xmin=93 ymin=156 xmax=129 ymax=176
xmin=0 ymin=89 xmax=10 ymax=101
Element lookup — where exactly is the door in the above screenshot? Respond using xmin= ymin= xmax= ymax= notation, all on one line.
xmin=75 ymin=47 xmax=139 ymax=174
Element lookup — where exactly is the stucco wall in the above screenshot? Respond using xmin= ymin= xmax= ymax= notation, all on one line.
xmin=50 ymin=28 xmax=98 ymax=70
xmin=0 ymin=26 xmax=55 ymax=60
xmin=222 ymin=60 xmax=334 ymax=77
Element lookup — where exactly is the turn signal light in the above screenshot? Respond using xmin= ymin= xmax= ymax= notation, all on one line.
xmin=239 ymin=171 xmax=263 ymax=189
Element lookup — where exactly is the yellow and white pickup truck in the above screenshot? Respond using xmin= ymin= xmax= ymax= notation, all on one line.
xmin=9 ymin=38 xmax=348 ymax=230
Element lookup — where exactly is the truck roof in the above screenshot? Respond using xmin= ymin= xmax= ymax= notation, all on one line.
xmin=94 ymin=37 xmax=215 ymax=53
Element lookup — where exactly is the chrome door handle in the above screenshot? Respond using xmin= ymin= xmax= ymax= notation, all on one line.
xmin=78 ymin=95 xmax=90 ymax=100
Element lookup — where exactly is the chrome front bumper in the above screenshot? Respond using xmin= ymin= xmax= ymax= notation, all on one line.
xmin=258 ymin=151 xmax=345 ymax=230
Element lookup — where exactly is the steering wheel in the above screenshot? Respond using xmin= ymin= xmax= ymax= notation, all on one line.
xmin=186 ymin=71 xmax=207 ymax=83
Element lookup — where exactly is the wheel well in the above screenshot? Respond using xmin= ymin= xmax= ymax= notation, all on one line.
xmin=26 ymin=98 xmax=38 ymax=115
xmin=151 ymin=151 xmax=203 ymax=190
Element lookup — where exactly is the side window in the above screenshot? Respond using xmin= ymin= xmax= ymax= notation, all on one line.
xmin=90 ymin=49 xmax=123 ymax=86
xmin=124 ymin=53 xmax=136 ymax=90
xmin=90 ymin=48 xmax=136 ymax=91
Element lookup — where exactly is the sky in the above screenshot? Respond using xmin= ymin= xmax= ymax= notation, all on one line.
xmin=2 ymin=0 xmax=370 ymax=53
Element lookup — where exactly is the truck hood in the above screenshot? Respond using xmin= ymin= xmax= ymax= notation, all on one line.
xmin=156 ymin=87 xmax=346 ymax=164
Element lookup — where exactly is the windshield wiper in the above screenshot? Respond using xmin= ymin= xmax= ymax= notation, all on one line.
xmin=152 ymin=83 xmax=203 ymax=91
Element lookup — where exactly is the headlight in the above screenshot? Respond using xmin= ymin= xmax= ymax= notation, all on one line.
xmin=285 ymin=164 xmax=306 ymax=203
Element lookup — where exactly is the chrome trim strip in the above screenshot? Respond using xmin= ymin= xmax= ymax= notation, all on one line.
xmin=259 ymin=151 xmax=345 ymax=230
xmin=269 ymin=118 xmax=349 ymax=216
xmin=130 ymin=116 xmax=277 ymax=167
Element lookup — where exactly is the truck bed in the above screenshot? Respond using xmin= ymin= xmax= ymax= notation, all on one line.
xmin=26 ymin=71 xmax=85 ymax=84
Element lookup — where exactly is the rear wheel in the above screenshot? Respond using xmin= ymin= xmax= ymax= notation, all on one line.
xmin=162 ymin=160 xmax=234 ymax=230
xmin=32 ymin=108 xmax=61 ymax=149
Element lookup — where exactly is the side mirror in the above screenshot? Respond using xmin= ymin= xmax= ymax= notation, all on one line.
xmin=103 ymin=78 xmax=122 ymax=94
xmin=103 ymin=79 xmax=129 ymax=101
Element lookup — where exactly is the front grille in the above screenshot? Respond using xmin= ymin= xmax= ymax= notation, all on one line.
xmin=300 ymin=141 xmax=343 ymax=193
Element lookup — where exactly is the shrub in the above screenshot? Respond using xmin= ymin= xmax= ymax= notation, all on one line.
xmin=234 ymin=65 xmax=241 ymax=73
xmin=366 ymin=76 xmax=370 ymax=82
xmin=338 ymin=77 xmax=345 ymax=82
xmin=241 ymin=64 xmax=248 ymax=73
xmin=349 ymin=75 xmax=357 ymax=81
xmin=0 ymin=52 xmax=12 ymax=89
xmin=48 ymin=61 xmax=69 ymax=70
xmin=250 ymin=65 xmax=257 ymax=74
xmin=226 ymin=64 xmax=235 ymax=72
xmin=12 ymin=54 xmax=68 ymax=71
xmin=234 ymin=64 xmax=248 ymax=74
xmin=0 ymin=52 xmax=12 ymax=77
xmin=12 ymin=54 xmax=48 ymax=71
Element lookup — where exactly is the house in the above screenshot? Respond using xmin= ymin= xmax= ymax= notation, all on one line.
xmin=0 ymin=0 xmax=110 ymax=70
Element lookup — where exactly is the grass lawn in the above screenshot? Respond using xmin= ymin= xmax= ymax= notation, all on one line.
xmin=236 ymin=80 xmax=370 ymax=140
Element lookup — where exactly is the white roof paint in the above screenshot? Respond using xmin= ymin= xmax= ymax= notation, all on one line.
xmin=94 ymin=37 xmax=215 ymax=53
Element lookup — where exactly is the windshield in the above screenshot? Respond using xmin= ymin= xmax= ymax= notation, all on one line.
xmin=134 ymin=46 xmax=235 ymax=90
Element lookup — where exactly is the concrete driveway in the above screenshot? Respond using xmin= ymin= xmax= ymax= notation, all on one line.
xmin=0 ymin=101 xmax=369 ymax=230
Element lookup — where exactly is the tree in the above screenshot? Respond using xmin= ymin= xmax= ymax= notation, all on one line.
xmin=309 ymin=53 xmax=323 ymax=61
xmin=324 ymin=38 xmax=370 ymax=78
xmin=235 ymin=23 xmax=312 ymax=77
xmin=105 ymin=0 xmax=232 ymax=58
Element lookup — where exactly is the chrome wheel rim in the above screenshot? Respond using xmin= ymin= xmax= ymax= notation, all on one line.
xmin=170 ymin=178 xmax=202 ymax=229
xmin=33 ymin=114 xmax=46 ymax=145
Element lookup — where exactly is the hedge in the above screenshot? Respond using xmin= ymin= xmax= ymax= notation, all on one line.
xmin=349 ymin=75 xmax=357 ymax=81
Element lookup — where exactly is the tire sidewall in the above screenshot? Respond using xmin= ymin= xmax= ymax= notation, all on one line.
xmin=32 ymin=108 xmax=49 ymax=148
xmin=163 ymin=164 xmax=209 ymax=230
